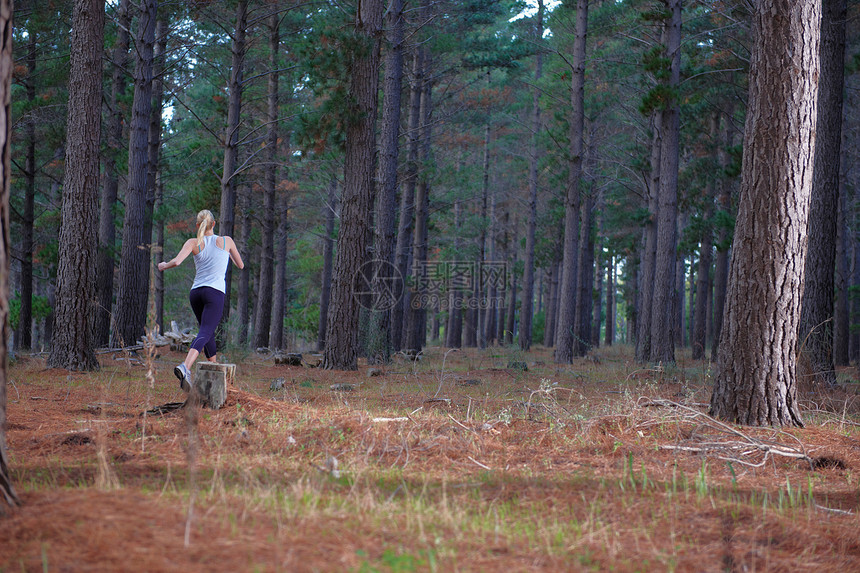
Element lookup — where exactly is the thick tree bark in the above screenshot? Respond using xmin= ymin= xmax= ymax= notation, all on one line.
xmin=798 ymin=0 xmax=846 ymax=388
xmin=406 ymin=43 xmax=432 ymax=353
xmin=48 ymin=0 xmax=104 ymax=370
xmin=323 ymin=0 xmax=383 ymax=369
xmin=253 ymin=15 xmax=280 ymax=350
xmin=95 ymin=0 xmax=130 ymax=346
xmin=219 ymin=0 xmax=248 ymax=336
xmin=369 ymin=0 xmax=403 ymax=361
xmin=0 ymin=0 xmax=21 ymax=511
xmin=636 ymin=109 xmax=661 ymax=362
xmin=649 ymin=0 xmax=681 ymax=364
xmin=114 ymin=0 xmax=156 ymax=348
xmin=554 ymin=0 xmax=587 ymax=364
xmin=520 ymin=0 xmax=544 ymax=352
xmin=392 ymin=50 xmax=422 ymax=352
xmin=446 ymin=200 xmax=464 ymax=348
xmin=711 ymin=0 xmax=821 ymax=427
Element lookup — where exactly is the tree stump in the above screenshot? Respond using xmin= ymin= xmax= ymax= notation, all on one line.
xmin=193 ymin=363 xmax=235 ymax=409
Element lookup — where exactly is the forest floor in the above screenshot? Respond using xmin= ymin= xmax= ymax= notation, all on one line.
xmin=1 ymin=343 xmax=860 ymax=572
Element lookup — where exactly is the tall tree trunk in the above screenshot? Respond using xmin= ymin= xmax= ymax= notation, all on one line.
xmin=636 ymin=109 xmax=662 ymax=362
xmin=520 ymin=0 xmax=544 ymax=351
xmin=95 ymin=0 xmax=129 ymax=347
xmin=544 ymin=259 xmax=559 ymax=347
xmin=322 ymin=0 xmax=383 ymax=369
xmin=271 ymin=191 xmax=289 ymax=351
xmin=219 ymin=0 xmax=248 ymax=337
xmin=317 ymin=177 xmax=337 ymax=352
xmin=710 ymin=0 xmax=820 ymax=427
xmin=692 ymin=203 xmax=713 ymax=359
xmin=114 ymin=0 xmax=156 ymax=348
xmin=369 ymin=0 xmax=404 ymax=361
xmin=604 ymin=255 xmax=614 ymax=346
xmin=711 ymin=108 xmax=735 ymax=360
xmin=406 ymin=44 xmax=432 ymax=353
xmin=446 ymin=200 xmax=464 ymax=348
xmin=554 ymin=0 xmax=587 ymax=364
xmin=155 ymin=177 xmax=164 ymax=333
xmin=834 ymin=148 xmax=850 ymax=366
xmin=506 ymin=217 xmax=520 ymax=345
xmin=574 ymin=194 xmax=594 ymax=356
xmin=237 ymin=189 xmax=251 ymax=345
xmin=254 ymin=15 xmax=280 ymax=350
xmin=798 ymin=0 xmax=846 ymax=388
xmin=649 ymin=0 xmax=681 ymax=364
xmin=392 ymin=50 xmax=423 ymax=351
xmin=48 ymin=0 xmax=104 ymax=370
xmin=142 ymin=18 xmax=165 ymax=308
xmin=476 ymin=117 xmax=490 ymax=349
xmin=17 ymin=33 xmax=36 ymax=350
xmin=0 ymin=0 xmax=21 ymax=511
xmin=592 ymin=237 xmax=603 ymax=348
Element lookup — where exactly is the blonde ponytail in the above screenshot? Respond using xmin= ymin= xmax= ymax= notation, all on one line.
xmin=196 ymin=209 xmax=215 ymax=249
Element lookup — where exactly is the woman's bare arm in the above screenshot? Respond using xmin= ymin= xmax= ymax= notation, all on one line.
xmin=158 ymin=238 xmax=197 ymax=271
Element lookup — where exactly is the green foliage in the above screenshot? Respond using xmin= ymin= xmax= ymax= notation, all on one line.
xmin=284 ymin=302 xmax=319 ymax=341
xmin=9 ymin=294 xmax=52 ymax=330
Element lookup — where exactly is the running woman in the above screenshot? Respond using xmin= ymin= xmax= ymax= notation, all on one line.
xmin=157 ymin=209 xmax=244 ymax=391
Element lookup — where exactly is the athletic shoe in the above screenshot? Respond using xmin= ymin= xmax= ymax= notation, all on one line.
xmin=174 ymin=363 xmax=191 ymax=392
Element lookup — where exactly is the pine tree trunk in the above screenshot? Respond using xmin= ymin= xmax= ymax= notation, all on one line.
xmin=0 ymin=0 xmax=21 ymax=510
xmin=834 ymin=153 xmax=850 ymax=366
xmin=155 ymin=177 xmax=164 ymax=333
xmin=520 ymin=0 xmax=544 ymax=352
xmin=48 ymin=0 xmax=104 ymax=370
xmin=711 ymin=0 xmax=820 ymax=427
xmin=506 ymin=217 xmax=520 ymax=345
xmin=649 ymin=0 xmax=681 ymax=364
xmin=114 ymin=0 xmax=156 ymax=348
xmin=605 ymin=256 xmax=614 ymax=346
xmin=95 ymin=0 xmax=129 ymax=347
xmin=592 ymin=243 xmax=603 ymax=348
xmin=16 ymin=33 xmax=37 ymax=350
xmin=253 ymin=15 xmax=280 ymax=350
xmin=218 ymin=0 xmax=248 ymax=337
xmin=237 ymin=190 xmax=251 ymax=345
xmin=711 ymin=108 xmax=735 ymax=360
xmin=574 ymin=195 xmax=594 ymax=356
xmin=476 ymin=119 xmax=490 ymax=349
xmin=369 ymin=0 xmax=404 ymax=361
xmin=543 ymin=260 xmax=559 ymax=347
xmin=323 ymin=0 xmax=383 ymax=369
xmin=554 ymin=0 xmax=587 ymax=364
xmin=271 ymin=191 xmax=289 ymax=351
xmin=406 ymin=45 xmax=432 ymax=353
xmin=392 ymin=50 xmax=422 ymax=352
xmin=636 ymin=109 xmax=662 ymax=362
xmin=317 ymin=177 xmax=337 ymax=352
xmin=798 ymin=0 xmax=845 ymax=388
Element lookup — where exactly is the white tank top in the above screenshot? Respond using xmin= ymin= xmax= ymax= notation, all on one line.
xmin=191 ymin=235 xmax=230 ymax=293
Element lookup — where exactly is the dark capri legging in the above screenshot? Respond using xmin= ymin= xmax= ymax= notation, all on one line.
xmin=189 ymin=286 xmax=225 ymax=359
